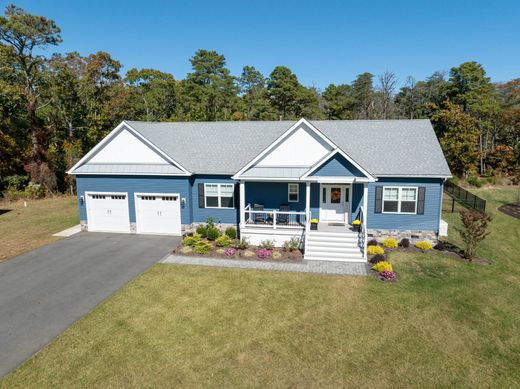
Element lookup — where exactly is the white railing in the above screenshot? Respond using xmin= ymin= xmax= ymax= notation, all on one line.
xmin=244 ymin=204 xmax=307 ymax=229
xmin=358 ymin=206 xmax=366 ymax=256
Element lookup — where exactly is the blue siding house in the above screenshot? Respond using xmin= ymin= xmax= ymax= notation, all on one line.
xmin=69 ymin=118 xmax=451 ymax=262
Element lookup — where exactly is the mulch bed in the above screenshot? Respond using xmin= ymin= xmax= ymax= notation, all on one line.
xmin=173 ymin=244 xmax=303 ymax=263
xmin=498 ymin=203 xmax=520 ymax=220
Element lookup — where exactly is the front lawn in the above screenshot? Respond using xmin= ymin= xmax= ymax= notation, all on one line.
xmin=2 ymin=188 xmax=519 ymax=387
xmin=0 ymin=196 xmax=79 ymax=262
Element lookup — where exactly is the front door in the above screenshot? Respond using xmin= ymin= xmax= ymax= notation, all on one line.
xmin=320 ymin=185 xmax=350 ymax=223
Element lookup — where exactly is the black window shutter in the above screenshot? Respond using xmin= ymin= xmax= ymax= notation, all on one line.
xmin=234 ymin=183 xmax=239 ymax=208
xmin=417 ymin=187 xmax=426 ymax=215
xmin=375 ymin=186 xmax=383 ymax=214
xmin=198 ymin=183 xmax=205 ymax=208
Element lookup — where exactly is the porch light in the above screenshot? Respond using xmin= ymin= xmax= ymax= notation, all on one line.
xmin=79 ymin=195 xmax=84 ymax=206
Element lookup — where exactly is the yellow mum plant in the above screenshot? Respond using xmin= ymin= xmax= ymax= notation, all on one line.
xmin=367 ymin=245 xmax=384 ymax=255
xmin=415 ymin=241 xmax=433 ymax=251
xmin=372 ymin=261 xmax=393 ymax=272
xmin=383 ymin=238 xmax=398 ymax=248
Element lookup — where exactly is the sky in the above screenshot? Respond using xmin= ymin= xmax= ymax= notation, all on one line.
xmin=3 ymin=0 xmax=519 ymax=89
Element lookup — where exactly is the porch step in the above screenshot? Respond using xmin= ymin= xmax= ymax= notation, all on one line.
xmin=306 ymin=235 xmax=358 ymax=244
xmin=308 ymin=231 xmax=358 ymax=238
xmin=304 ymin=252 xmax=365 ymax=262
xmin=306 ymin=245 xmax=360 ymax=254
xmin=305 ymin=230 xmax=364 ymax=262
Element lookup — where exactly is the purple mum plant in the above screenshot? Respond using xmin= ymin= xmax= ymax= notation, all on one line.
xmin=379 ymin=270 xmax=398 ymax=282
xmin=256 ymin=249 xmax=272 ymax=259
xmin=224 ymin=248 xmax=236 ymax=257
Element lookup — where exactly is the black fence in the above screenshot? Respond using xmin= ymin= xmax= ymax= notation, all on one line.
xmin=444 ymin=182 xmax=486 ymax=212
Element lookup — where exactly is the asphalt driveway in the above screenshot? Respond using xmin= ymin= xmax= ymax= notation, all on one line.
xmin=0 ymin=232 xmax=179 ymax=378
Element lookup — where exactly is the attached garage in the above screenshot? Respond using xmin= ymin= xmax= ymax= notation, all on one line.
xmin=86 ymin=192 xmax=130 ymax=233
xmin=135 ymin=193 xmax=182 ymax=235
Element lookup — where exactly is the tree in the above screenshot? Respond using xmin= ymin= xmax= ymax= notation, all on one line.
xmin=456 ymin=208 xmax=491 ymax=260
xmin=322 ymin=84 xmax=355 ymax=119
xmin=267 ymin=66 xmax=300 ymax=119
xmin=375 ymin=71 xmax=397 ymax=119
xmin=351 ymin=72 xmax=374 ymax=119
xmin=0 ymin=5 xmax=61 ymax=175
xmin=432 ymin=101 xmax=480 ymax=176
xmin=239 ymin=66 xmax=267 ymax=119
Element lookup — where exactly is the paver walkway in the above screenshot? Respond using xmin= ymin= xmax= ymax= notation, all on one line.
xmin=163 ymin=255 xmax=370 ymax=276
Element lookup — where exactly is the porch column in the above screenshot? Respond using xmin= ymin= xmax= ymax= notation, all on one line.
xmin=363 ymin=183 xmax=368 ymax=257
xmin=239 ymin=180 xmax=245 ymax=228
xmin=305 ymin=181 xmax=311 ymax=232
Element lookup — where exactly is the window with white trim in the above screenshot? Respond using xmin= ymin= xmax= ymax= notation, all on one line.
xmin=288 ymin=183 xmax=299 ymax=202
xmin=205 ymin=183 xmax=234 ymax=208
xmin=383 ymin=187 xmax=417 ymax=214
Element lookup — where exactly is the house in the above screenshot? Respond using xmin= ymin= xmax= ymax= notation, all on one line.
xmin=68 ymin=118 xmax=451 ymax=262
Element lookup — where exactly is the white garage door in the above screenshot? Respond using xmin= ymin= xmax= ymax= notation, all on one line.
xmin=87 ymin=193 xmax=130 ymax=233
xmin=135 ymin=193 xmax=181 ymax=235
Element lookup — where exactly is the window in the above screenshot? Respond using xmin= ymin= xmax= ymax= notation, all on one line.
xmin=288 ymin=183 xmax=299 ymax=202
xmin=383 ymin=187 xmax=417 ymax=214
xmin=204 ymin=183 xmax=234 ymax=208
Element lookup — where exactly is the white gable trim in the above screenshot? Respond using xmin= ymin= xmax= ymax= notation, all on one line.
xmin=68 ymin=121 xmax=191 ymax=175
xmin=232 ymin=118 xmax=337 ymax=179
xmin=300 ymin=148 xmax=376 ymax=182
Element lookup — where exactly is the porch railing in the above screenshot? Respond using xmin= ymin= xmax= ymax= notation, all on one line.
xmin=244 ymin=204 xmax=307 ymax=229
xmin=358 ymin=206 xmax=366 ymax=256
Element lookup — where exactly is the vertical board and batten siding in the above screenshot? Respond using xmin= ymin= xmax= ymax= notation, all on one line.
xmin=76 ymin=175 xmax=191 ymax=224
xmin=367 ymin=177 xmax=443 ymax=231
xmin=191 ymin=175 xmax=239 ymax=224
xmin=310 ymin=154 xmax=367 ymax=177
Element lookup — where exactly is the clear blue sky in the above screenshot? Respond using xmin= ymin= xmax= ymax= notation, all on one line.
xmin=4 ymin=0 xmax=519 ymax=88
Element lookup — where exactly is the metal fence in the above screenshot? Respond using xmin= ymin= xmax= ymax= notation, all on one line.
xmin=444 ymin=182 xmax=486 ymax=212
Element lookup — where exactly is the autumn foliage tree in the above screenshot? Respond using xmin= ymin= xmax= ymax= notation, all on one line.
xmin=456 ymin=209 xmax=491 ymax=260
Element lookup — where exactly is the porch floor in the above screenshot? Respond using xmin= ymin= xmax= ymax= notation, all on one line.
xmin=316 ymin=222 xmax=357 ymax=233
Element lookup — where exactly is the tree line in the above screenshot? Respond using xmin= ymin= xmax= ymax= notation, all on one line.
xmin=1 ymin=5 xmax=519 ymax=195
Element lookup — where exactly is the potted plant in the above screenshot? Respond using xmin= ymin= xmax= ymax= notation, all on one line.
xmin=310 ymin=218 xmax=318 ymax=230
xmin=352 ymin=218 xmax=361 ymax=232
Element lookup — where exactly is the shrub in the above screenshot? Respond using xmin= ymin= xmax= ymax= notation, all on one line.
xmin=379 ymin=270 xmax=398 ymax=282
xmin=225 ymin=226 xmax=237 ymax=239
xmin=242 ymin=249 xmax=255 ymax=257
xmin=367 ymin=245 xmax=384 ymax=255
xmin=215 ymin=235 xmax=232 ymax=247
xmin=256 ymin=249 xmax=272 ymax=259
xmin=233 ymin=238 xmax=249 ymax=250
xmin=24 ymin=182 xmax=45 ymax=198
xmin=259 ymin=239 xmax=275 ymax=250
xmin=400 ymin=238 xmax=410 ymax=248
xmin=372 ymin=261 xmax=393 ymax=272
xmin=224 ymin=248 xmax=236 ymax=257
xmin=467 ymin=176 xmax=483 ymax=188
xmin=182 ymin=233 xmax=201 ymax=246
xmin=283 ymin=237 xmax=300 ymax=252
xmin=383 ymin=238 xmax=398 ymax=248
xmin=216 ymin=248 xmax=225 ymax=255
xmin=3 ymin=175 xmax=28 ymax=191
xmin=272 ymin=251 xmax=282 ymax=259
xmin=456 ymin=209 xmax=491 ymax=260
xmin=369 ymin=254 xmax=386 ymax=264
xmin=415 ymin=241 xmax=433 ymax=251
xmin=179 ymin=246 xmax=193 ymax=254
xmin=206 ymin=227 xmax=221 ymax=241
xmin=367 ymin=239 xmax=379 ymax=246
xmin=194 ymin=241 xmax=212 ymax=254
xmin=196 ymin=225 xmax=207 ymax=238
xmin=206 ymin=217 xmax=215 ymax=228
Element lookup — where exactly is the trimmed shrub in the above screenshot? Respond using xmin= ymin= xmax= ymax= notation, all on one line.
xmin=369 ymin=254 xmax=386 ymax=264
xmin=179 ymin=246 xmax=193 ymax=254
xmin=233 ymin=238 xmax=249 ymax=250
xmin=383 ymin=238 xmax=398 ymax=248
xmin=206 ymin=217 xmax=215 ymax=228
xmin=256 ymin=249 xmax=272 ymax=259
xmin=259 ymin=239 xmax=275 ymax=250
xmin=216 ymin=248 xmax=225 ymax=255
xmin=372 ymin=261 xmax=393 ymax=272
xmin=183 ymin=233 xmax=201 ymax=246
xmin=195 ymin=241 xmax=212 ymax=254
xmin=215 ymin=235 xmax=232 ymax=247
xmin=242 ymin=250 xmax=255 ymax=257
xmin=272 ymin=251 xmax=282 ymax=259
xmin=225 ymin=226 xmax=237 ymax=239
xmin=283 ymin=237 xmax=300 ymax=252
xmin=367 ymin=239 xmax=379 ymax=246
xmin=206 ymin=227 xmax=221 ymax=241
xmin=224 ymin=248 xmax=236 ymax=257
xmin=367 ymin=245 xmax=384 ymax=255
xmin=400 ymin=238 xmax=410 ymax=248
xmin=434 ymin=240 xmax=446 ymax=251
xmin=415 ymin=241 xmax=433 ymax=251
xmin=196 ymin=225 xmax=207 ymax=238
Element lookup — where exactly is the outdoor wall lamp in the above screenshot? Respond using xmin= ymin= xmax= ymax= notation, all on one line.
xmin=79 ymin=195 xmax=84 ymax=206
xmin=181 ymin=198 xmax=186 ymax=207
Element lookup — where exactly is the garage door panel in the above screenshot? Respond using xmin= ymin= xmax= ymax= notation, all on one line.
xmin=136 ymin=194 xmax=181 ymax=235
xmin=87 ymin=194 xmax=130 ymax=233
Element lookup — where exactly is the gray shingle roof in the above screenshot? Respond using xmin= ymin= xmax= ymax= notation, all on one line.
xmin=126 ymin=119 xmax=451 ymax=178
xmin=74 ymin=163 xmax=184 ymax=175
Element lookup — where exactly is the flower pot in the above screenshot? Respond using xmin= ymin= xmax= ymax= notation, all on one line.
xmin=310 ymin=222 xmax=318 ymax=230
xmin=353 ymin=224 xmax=360 ymax=232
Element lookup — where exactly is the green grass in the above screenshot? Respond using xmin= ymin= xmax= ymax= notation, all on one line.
xmin=0 ymin=196 xmax=79 ymax=261
xmin=2 ymin=188 xmax=520 ymax=387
